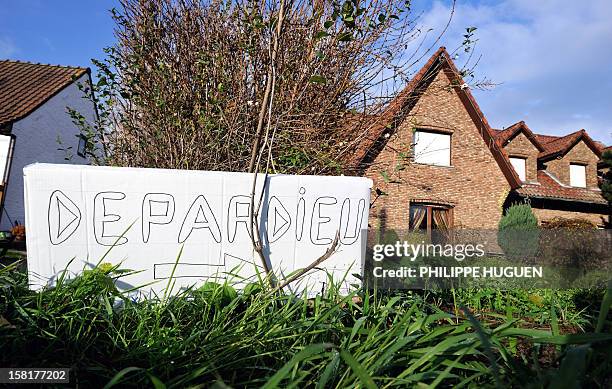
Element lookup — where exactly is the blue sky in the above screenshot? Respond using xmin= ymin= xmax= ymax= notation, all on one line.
xmin=1 ymin=0 xmax=610 ymax=144
xmin=0 ymin=1 xmax=118 ymax=68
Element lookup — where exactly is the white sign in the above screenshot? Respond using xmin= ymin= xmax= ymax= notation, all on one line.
xmin=24 ymin=164 xmax=372 ymax=296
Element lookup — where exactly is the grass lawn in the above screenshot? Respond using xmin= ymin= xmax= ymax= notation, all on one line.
xmin=1 ymin=260 xmax=611 ymax=388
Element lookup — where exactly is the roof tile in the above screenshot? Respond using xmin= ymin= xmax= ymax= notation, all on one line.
xmin=517 ymin=170 xmax=607 ymax=204
xmin=493 ymin=121 xmax=545 ymax=151
xmin=0 ymin=60 xmax=88 ymax=126
xmin=537 ymin=129 xmax=603 ymax=160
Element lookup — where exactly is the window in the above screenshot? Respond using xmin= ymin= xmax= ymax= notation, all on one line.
xmin=410 ymin=203 xmax=453 ymax=242
xmin=409 ymin=205 xmax=428 ymax=230
xmin=509 ymin=157 xmax=526 ymax=181
xmin=569 ymin=164 xmax=586 ymax=187
xmin=0 ymin=134 xmax=14 ymax=185
xmin=77 ymin=134 xmax=87 ymax=158
xmin=413 ymin=130 xmax=451 ymax=166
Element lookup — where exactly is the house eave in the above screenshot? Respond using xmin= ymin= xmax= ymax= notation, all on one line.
xmin=515 ymin=192 xmax=609 ymax=206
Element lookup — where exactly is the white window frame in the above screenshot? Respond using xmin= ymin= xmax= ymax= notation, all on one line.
xmin=413 ymin=130 xmax=451 ymax=167
xmin=0 ymin=134 xmax=14 ymax=185
xmin=569 ymin=163 xmax=587 ymax=188
xmin=509 ymin=157 xmax=527 ymax=182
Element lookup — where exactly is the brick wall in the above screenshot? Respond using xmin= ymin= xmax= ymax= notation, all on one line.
xmin=364 ymin=70 xmax=511 ymax=231
xmin=544 ymin=140 xmax=600 ymax=188
xmin=502 ymin=132 xmax=539 ymax=182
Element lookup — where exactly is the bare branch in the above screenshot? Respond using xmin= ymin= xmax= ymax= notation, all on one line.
xmin=271 ymin=231 xmax=340 ymax=293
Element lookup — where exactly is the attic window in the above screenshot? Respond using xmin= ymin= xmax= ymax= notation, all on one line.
xmin=509 ymin=157 xmax=526 ymax=181
xmin=569 ymin=163 xmax=586 ymax=188
xmin=413 ymin=130 xmax=451 ymax=166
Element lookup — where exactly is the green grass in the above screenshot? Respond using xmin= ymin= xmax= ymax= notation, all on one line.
xmin=1 ymin=261 xmax=611 ymax=388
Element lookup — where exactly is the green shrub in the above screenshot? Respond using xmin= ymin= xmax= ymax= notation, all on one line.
xmin=543 ymin=217 xmax=597 ymax=230
xmin=498 ymin=203 xmax=539 ymax=260
xmin=498 ymin=202 xmax=538 ymax=230
xmin=540 ymin=217 xmax=606 ymax=286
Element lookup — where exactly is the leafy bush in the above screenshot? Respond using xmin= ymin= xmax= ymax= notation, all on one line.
xmin=543 ymin=217 xmax=597 ymax=229
xmin=498 ymin=203 xmax=539 ymax=260
xmin=539 ymin=217 xmax=607 ymax=286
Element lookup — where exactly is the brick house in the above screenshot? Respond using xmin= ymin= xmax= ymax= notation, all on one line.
xmin=349 ymin=47 xmax=609 ymax=233
xmin=496 ymin=123 xmax=608 ymax=226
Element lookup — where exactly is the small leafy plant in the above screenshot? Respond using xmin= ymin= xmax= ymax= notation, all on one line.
xmin=498 ymin=202 xmax=539 ymax=261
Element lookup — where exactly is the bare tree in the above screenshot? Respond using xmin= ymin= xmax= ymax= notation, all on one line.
xmin=71 ymin=0 xmax=481 ymax=288
xmin=73 ymin=0 xmax=462 ymax=174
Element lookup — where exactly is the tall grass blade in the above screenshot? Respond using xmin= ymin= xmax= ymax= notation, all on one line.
xmin=548 ymin=345 xmax=590 ymax=389
xmin=103 ymin=367 xmax=144 ymax=389
xmin=96 ymin=220 xmax=137 ymax=267
xmin=263 ymin=343 xmax=333 ymax=388
xmin=339 ymin=348 xmax=378 ymax=389
xmin=162 ymin=244 xmax=184 ymax=303
xmin=316 ymin=351 xmax=340 ymax=389
xmin=461 ymin=306 xmax=502 ymax=389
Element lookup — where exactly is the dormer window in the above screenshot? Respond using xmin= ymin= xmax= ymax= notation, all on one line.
xmin=569 ymin=163 xmax=586 ymax=188
xmin=509 ymin=157 xmax=526 ymax=181
xmin=413 ymin=130 xmax=451 ymax=166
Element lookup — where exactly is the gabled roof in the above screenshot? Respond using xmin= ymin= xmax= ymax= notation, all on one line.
xmin=350 ymin=47 xmax=521 ymax=189
xmin=348 ymin=47 xmax=449 ymax=168
xmin=537 ymin=129 xmax=603 ymax=160
xmin=0 ymin=60 xmax=89 ymax=127
xmin=534 ymin=133 xmax=561 ymax=145
xmin=493 ymin=121 xmax=545 ymax=151
xmin=495 ymin=123 xmax=607 ymax=164
xmin=594 ymin=141 xmax=607 ymax=151
xmin=516 ymin=170 xmax=607 ymax=205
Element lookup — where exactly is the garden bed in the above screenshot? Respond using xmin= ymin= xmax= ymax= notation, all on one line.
xmin=1 ymin=261 xmax=610 ymax=387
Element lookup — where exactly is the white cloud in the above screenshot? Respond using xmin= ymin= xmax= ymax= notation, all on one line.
xmin=42 ymin=37 xmax=56 ymax=52
xmin=411 ymin=0 xmax=612 ymax=143
xmin=0 ymin=36 xmax=17 ymax=58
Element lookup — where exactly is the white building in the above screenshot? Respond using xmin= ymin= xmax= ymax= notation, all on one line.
xmin=0 ymin=60 xmax=96 ymax=230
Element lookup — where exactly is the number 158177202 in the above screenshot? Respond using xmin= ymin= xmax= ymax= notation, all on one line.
xmin=1 ymin=368 xmax=69 ymax=383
